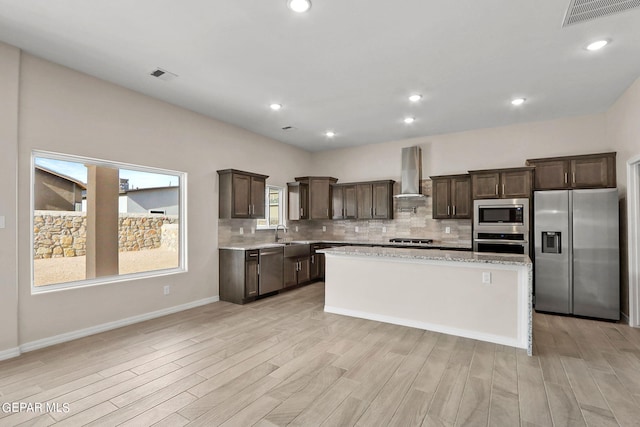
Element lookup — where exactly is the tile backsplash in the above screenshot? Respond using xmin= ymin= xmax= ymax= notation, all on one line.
xmin=218 ymin=180 xmax=471 ymax=247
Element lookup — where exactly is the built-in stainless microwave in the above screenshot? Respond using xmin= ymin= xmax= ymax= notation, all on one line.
xmin=474 ymin=199 xmax=529 ymax=228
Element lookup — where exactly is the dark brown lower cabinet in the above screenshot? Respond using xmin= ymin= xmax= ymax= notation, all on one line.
xmin=219 ymin=249 xmax=259 ymax=304
xmin=221 ymin=244 xmax=328 ymax=305
xmin=284 ymin=256 xmax=310 ymax=287
xmin=310 ymin=253 xmax=325 ymax=281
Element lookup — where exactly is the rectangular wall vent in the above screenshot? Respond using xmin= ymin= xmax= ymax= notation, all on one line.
xmin=563 ymin=0 xmax=640 ymax=26
xmin=149 ymin=67 xmax=178 ymax=81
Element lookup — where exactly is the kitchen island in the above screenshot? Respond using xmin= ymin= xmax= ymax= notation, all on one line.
xmin=320 ymin=246 xmax=532 ymax=355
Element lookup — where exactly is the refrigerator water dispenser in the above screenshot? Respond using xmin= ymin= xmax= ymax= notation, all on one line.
xmin=541 ymin=232 xmax=561 ymax=254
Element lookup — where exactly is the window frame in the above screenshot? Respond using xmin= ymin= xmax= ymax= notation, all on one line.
xmin=31 ymin=150 xmax=188 ymax=294
xmin=256 ymin=185 xmax=285 ymax=230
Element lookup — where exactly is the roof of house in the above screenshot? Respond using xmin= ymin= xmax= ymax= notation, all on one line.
xmin=35 ymin=165 xmax=87 ymax=190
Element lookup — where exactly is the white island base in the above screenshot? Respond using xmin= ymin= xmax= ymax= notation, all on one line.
xmin=321 ymin=247 xmax=532 ymax=355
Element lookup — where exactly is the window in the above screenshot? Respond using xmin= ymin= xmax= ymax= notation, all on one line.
xmin=257 ymin=186 xmax=284 ymax=229
xmin=32 ymin=150 xmax=186 ymax=292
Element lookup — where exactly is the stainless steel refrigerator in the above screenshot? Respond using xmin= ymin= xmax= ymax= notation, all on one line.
xmin=534 ymin=189 xmax=619 ymax=320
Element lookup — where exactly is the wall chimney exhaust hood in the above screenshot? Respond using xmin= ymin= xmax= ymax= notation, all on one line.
xmin=394 ymin=146 xmax=426 ymax=198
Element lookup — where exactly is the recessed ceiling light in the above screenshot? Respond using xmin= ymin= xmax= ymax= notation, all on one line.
xmin=325 ymin=131 xmax=336 ymax=138
xmin=586 ymin=40 xmax=608 ymax=51
xmin=408 ymin=94 xmax=422 ymax=102
xmin=287 ymin=0 xmax=311 ymax=13
xmin=511 ymin=98 xmax=526 ymax=106
xmin=404 ymin=117 xmax=415 ymax=124
xmin=269 ymin=103 xmax=282 ymax=111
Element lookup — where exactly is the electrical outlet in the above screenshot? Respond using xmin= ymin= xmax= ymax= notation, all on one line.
xmin=295 ymin=226 xmax=299 ymax=232
xmin=0 ymin=216 xmax=5 ymax=229
xmin=482 ymin=272 xmax=491 ymax=284
xmin=322 ymin=226 xmax=326 ymax=232
xmin=382 ymin=226 xmax=387 ymax=233
xmin=445 ymin=226 xmax=451 ymax=234
xmin=251 ymin=227 xmax=255 ymax=234
xmin=163 ymin=285 xmax=171 ymax=295
xmin=239 ymin=227 xmax=244 ymax=235
xmin=355 ymin=226 xmax=359 ymax=232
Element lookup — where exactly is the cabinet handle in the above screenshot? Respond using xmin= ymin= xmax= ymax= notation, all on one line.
xmin=495 ymin=184 xmax=499 ymax=195
xmin=300 ymin=208 xmax=303 ymax=217
xmin=502 ymin=184 xmax=505 ymax=195
xmin=564 ymin=172 xmax=568 ymax=184
xmin=311 ymin=255 xmax=315 ymax=263
xmin=447 ymin=206 xmax=450 ymax=216
xmin=257 ymin=264 xmax=260 ymax=275
xmin=572 ymin=172 xmax=576 ymax=183
xmin=248 ymin=205 xmax=251 ymax=215
xmin=342 ymin=208 xmax=345 ymax=217
xmin=326 ymin=208 xmax=329 ymax=217
xmin=453 ymin=206 xmax=456 ymax=216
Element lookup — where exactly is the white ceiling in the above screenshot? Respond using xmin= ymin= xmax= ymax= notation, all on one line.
xmin=0 ymin=0 xmax=639 ymax=152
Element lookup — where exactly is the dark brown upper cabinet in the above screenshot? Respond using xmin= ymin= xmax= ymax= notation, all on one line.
xmin=332 ymin=184 xmax=357 ymax=219
xmin=431 ymin=174 xmax=471 ymax=219
xmin=289 ymin=177 xmax=338 ymax=220
xmin=356 ymin=180 xmax=394 ymax=220
xmin=469 ymin=167 xmax=534 ymax=199
xmin=526 ymin=152 xmax=616 ymax=190
xmin=218 ymin=169 xmax=267 ymax=219
xmin=287 ymin=181 xmax=309 ymax=220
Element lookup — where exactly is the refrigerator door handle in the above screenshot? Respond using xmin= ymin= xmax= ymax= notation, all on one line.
xmin=568 ymin=191 xmax=574 ymax=314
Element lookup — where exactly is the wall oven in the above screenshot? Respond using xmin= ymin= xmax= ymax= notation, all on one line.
xmin=473 ymin=198 xmax=530 ymax=256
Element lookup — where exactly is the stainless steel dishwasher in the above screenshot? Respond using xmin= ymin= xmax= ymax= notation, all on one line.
xmin=259 ymin=247 xmax=284 ymax=295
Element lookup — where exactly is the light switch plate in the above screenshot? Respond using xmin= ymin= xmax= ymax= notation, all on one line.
xmin=322 ymin=226 xmax=326 ymax=232
xmin=382 ymin=226 xmax=387 ymax=233
xmin=239 ymin=227 xmax=244 ymax=235
xmin=0 ymin=216 xmax=5 ymax=229
xmin=482 ymin=272 xmax=492 ymax=284
xmin=445 ymin=226 xmax=451 ymax=234
xmin=355 ymin=226 xmax=359 ymax=232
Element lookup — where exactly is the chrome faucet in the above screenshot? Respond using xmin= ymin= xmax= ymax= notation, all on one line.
xmin=275 ymin=224 xmax=288 ymax=242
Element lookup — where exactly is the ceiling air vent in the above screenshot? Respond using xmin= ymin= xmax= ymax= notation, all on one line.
xmin=149 ymin=67 xmax=178 ymax=81
xmin=563 ymin=0 xmax=640 ymax=26
xmin=281 ymin=126 xmax=296 ymax=131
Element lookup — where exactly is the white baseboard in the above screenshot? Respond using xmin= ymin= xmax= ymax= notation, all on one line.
xmin=324 ymin=305 xmax=526 ymax=350
xmin=18 ymin=296 xmax=219 ymax=355
xmin=0 ymin=347 xmax=21 ymax=362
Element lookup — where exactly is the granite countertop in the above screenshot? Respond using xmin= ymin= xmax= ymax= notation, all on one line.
xmin=219 ymin=239 xmax=472 ymax=251
xmin=319 ymin=246 xmax=532 ymax=266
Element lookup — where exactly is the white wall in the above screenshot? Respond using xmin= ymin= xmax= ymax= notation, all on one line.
xmin=310 ymin=113 xmax=610 ymax=183
xmin=0 ymin=42 xmax=19 ymax=357
xmin=606 ymin=77 xmax=640 ymax=196
xmin=605 ymin=76 xmax=640 ymax=322
xmin=3 ymin=50 xmax=312 ymax=351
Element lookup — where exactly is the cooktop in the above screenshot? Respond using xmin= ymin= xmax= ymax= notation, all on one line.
xmin=388 ymin=238 xmax=434 ymax=244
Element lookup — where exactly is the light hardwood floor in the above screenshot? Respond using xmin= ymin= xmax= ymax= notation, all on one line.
xmin=1 ymin=282 xmax=640 ymax=426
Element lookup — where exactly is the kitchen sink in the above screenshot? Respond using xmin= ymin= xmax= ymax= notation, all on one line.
xmin=283 ymin=243 xmax=310 ymax=258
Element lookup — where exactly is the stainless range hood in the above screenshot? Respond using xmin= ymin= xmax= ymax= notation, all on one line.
xmin=394 ymin=146 xmax=426 ymax=198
